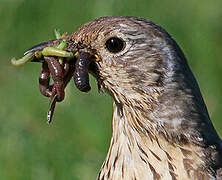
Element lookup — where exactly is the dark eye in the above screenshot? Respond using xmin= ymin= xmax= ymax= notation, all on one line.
xmin=105 ymin=37 xmax=125 ymax=53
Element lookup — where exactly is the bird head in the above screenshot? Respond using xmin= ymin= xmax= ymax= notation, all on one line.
xmin=24 ymin=16 xmax=220 ymax=145
xmin=67 ymin=16 xmax=180 ymax=105
xmin=67 ymin=16 xmax=221 ymax=146
xmin=24 ymin=16 xmax=192 ymax=106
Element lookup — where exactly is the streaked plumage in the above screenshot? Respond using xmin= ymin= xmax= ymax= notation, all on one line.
xmin=66 ymin=16 xmax=222 ymax=179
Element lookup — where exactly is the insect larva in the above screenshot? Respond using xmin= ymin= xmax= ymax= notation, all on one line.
xmin=73 ymin=52 xmax=92 ymax=92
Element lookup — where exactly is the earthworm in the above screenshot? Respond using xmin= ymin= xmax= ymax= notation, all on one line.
xmin=74 ymin=52 xmax=92 ymax=92
xmin=39 ymin=62 xmax=51 ymax=97
xmin=11 ymin=32 xmax=96 ymax=123
xmin=16 ymin=45 xmax=93 ymax=123
xmin=64 ymin=59 xmax=76 ymax=86
xmin=40 ymin=57 xmax=76 ymax=123
xmin=47 ymin=86 xmax=57 ymax=123
xmin=44 ymin=56 xmax=65 ymax=102
xmin=62 ymin=60 xmax=70 ymax=77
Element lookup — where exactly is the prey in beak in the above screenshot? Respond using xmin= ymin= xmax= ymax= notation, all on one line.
xmin=11 ymin=29 xmax=100 ymax=123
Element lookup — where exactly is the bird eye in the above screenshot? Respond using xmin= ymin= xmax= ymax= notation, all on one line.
xmin=105 ymin=37 xmax=125 ymax=53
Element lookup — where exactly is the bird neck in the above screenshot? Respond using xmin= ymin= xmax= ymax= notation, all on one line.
xmin=97 ymin=102 xmax=215 ymax=180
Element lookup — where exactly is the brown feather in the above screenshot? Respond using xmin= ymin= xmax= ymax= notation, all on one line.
xmin=66 ymin=16 xmax=222 ymax=179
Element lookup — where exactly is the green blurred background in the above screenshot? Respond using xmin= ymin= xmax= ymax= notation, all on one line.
xmin=0 ymin=0 xmax=221 ymax=179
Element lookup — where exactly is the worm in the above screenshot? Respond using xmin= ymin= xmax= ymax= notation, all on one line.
xmin=62 ymin=60 xmax=70 ymax=77
xmin=74 ymin=52 xmax=92 ymax=92
xmin=44 ymin=56 xmax=65 ymax=102
xmin=36 ymin=51 xmax=93 ymax=123
xmin=47 ymin=86 xmax=57 ymax=124
xmin=63 ymin=59 xmax=76 ymax=86
xmin=39 ymin=62 xmax=51 ymax=97
xmin=11 ymin=52 xmax=34 ymax=66
xmin=39 ymin=57 xmax=76 ymax=123
xmin=47 ymin=59 xmax=75 ymax=123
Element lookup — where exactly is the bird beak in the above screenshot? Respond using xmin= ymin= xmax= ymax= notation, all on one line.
xmin=24 ymin=39 xmax=64 ymax=62
xmin=24 ymin=39 xmax=59 ymax=56
xmin=11 ymin=35 xmax=100 ymax=67
xmin=11 ymin=38 xmax=77 ymax=66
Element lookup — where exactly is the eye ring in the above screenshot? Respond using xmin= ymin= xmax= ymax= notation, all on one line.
xmin=105 ymin=37 xmax=125 ymax=53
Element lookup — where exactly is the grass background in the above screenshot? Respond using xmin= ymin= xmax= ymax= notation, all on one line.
xmin=0 ymin=0 xmax=222 ymax=179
